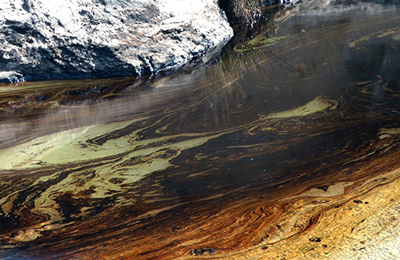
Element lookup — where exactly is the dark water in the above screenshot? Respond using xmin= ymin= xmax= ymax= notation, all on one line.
xmin=1 ymin=2 xmax=400 ymax=259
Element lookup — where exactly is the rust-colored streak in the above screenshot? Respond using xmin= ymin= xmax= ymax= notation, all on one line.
xmin=2 ymin=4 xmax=400 ymax=260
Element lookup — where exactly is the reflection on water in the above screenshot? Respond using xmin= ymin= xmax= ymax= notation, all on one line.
xmin=2 ymin=2 xmax=400 ymax=259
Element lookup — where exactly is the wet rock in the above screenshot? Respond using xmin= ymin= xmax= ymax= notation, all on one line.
xmin=219 ymin=0 xmax=301 ymax=25
xmin=0 ymin=0 xmax=233 ymax=81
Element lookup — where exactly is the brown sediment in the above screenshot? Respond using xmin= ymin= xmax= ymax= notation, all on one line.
xmin=1 ymin=4 xmax=400 ymax=260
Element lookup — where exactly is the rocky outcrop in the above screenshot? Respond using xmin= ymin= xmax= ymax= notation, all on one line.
xmin=219 ymin=0 xmax=300 ymax=25
xmin=0 ymin=0 xmax=233 ymax=83
xmin=0 ymin=71 xmax=25 ymax=83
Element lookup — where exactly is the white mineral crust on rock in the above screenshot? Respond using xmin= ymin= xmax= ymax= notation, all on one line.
xmin=0 ymin=0 xmax=233 ymax=82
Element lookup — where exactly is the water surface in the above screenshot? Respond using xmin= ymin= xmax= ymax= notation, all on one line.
xmin=1 ymin=2 xmax=400 ymax=259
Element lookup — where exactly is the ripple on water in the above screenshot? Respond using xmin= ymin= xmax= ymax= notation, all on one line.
xmin=2 ymin=2 xmax=400 ymax=260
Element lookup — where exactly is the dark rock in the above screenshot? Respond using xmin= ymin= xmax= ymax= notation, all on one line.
xmin=309 ymin=237 xmax=322 ymax=242
xmin=218 ymin=0 xmax=300 ymax=25
xmin=189 ymin=248 xmax=216 ymax=256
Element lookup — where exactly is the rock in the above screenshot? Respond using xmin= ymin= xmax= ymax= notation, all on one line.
xmin=0 ymin=0 xmax=233 ymax=81
xmin=0 ymin=71 xmax=25 ymax=84
xmin=220 ymin=0 xmax=301 ymax=25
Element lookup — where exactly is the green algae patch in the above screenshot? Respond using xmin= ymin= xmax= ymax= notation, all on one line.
xmin=264 ymin=97 xmax=338 ymax=119
xmin=234 ymin=35 xmax=287 ymax=53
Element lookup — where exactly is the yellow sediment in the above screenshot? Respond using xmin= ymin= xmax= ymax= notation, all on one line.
xmin=264 ymin=96 xmax=338 ymax=119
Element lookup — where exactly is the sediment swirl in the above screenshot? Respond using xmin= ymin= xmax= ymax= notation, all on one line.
xmin=1 ymin=3 xmax=400 ymax=260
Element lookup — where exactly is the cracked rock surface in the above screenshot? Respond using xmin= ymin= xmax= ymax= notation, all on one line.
xmin=0 ymin=0 xmax=233 ymax=82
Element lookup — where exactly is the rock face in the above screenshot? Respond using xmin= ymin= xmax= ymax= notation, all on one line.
xmin=219 ymin=0 xmax=300 ymax=25
xmin=0 ymin=0 xmax=233 ymax=82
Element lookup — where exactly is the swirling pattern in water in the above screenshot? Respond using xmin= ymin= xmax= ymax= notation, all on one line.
xmin=1 ymin=2 xmax=400 ymax=260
